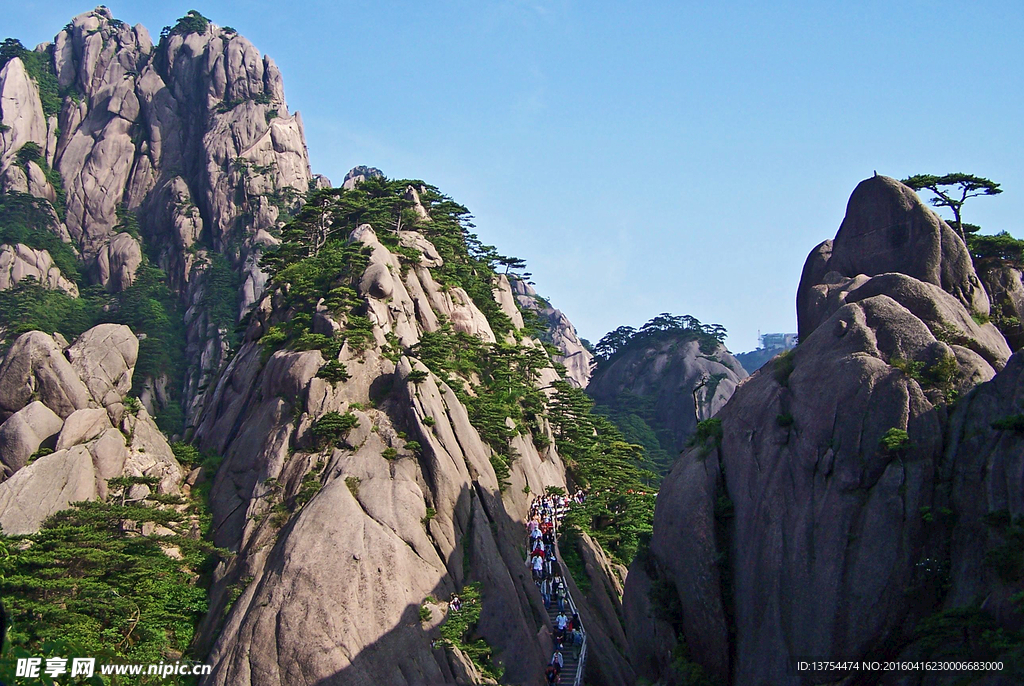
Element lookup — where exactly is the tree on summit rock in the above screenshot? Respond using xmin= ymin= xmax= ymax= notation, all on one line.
xmin=901 ymin=173 xmax=1002 ymax=244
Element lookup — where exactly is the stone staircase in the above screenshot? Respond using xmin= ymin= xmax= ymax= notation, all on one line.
xmin=544 ymin=600 xmax=580 ymax=684
xmin=532 ymin=503 xmax=587 ymax=686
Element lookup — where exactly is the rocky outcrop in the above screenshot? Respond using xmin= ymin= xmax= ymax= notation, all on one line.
xmin=0 ymin=57 xmax=48 ymax=189
xmin=512 ymin=278 xmax=595 ymax=387
xmin=587 ymin=335 xmax=746 ymax=470
xmin=940 ymin=352 xmax=1024 ymax=642
xmin=65 ymin=323 xmax=139 ymax=420
xmin=798 ymin=175 xmax=991 ymax=341
xmin=0 ymin=243 xmax=78 ymax=295
xmin=0 ymin=7 xmax=317 ymax=427
xmin=341 ymin=165 xmax=384 ymax=190
xmin=0 ymin=445 xmax=98 ymax=535
xmin=0 ymin=400 xmax=63 ymax=477
xmin=0 ymin=324 xmax=184 ymax=534
xmin=194 ymin=222 xmax=629 ymax=686
xmin=979 ymin=262 xmax=1024 ymax=350
xmin=0 ymin=330 xmax=92 ymax=420
xmin=95 ymin=232 xmax=142 ymax=291
xmin=626 ymin=176 xmax=1019 ymax=686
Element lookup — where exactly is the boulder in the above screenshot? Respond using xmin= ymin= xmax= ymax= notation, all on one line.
xmin=95 ymin=232 xmax=143 ymax=291
xmin=979 ymin=263 xmax=1024 ymax=350
xmin=358 ymin=261 xmax=395 ymax=300
xmin=0 ymin=445 xmax=97 ymax=535
xmin=0 ymin=243 xmax=79 ymax=296
xmin=55 ymin=407 xmax=112 ymax=451
xmin=0 ymin=401 xmax=63 ymax=477
xmin=797 ymin=176 xmax=990 ymax=341
xmin=341 ymin=165 xmax=384 ymax=190
xmin=0 ymin=330 xmax=92 ymax=419
xmin=65 ymin=324 xmax=139 ymax=411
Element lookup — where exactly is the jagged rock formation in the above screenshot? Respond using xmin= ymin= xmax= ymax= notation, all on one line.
xmin=342 ymin=164 xmax=384 ymax=190
xmin=0 ymin=6 xmax=313 ymax=427
xmin=513 ymin=278 xmax=594 ymax=387
xmin=625 ymin=176 xmax=1020 ymax=686
xmin=0 ymin=242 xmax=78 ymax=295
xmin=0 ymin=323 xmax=185 ymax=533
xmin=0 ymin=58 xmax=51 ymax=196
xmin=587 ymin=334 xmax=746 ymax=471
xmin=186 ymin=187 xmax=632 ymax=683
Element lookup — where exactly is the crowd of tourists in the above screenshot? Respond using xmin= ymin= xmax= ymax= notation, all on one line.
xmin=526 ymin=491 xmax=586 ymax=684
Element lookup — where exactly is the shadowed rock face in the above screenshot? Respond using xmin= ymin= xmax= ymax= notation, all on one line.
xmin=979 ymin=262 xmax=1024 ymax=351
xmin=626 ymin=176 xmax=1021 ymax=686
xmin=798 ymin=175 xmax=990 ymax=342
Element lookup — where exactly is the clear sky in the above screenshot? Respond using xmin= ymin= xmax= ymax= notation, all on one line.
xmin=6 ymin=1 xmax=1024 ymax=351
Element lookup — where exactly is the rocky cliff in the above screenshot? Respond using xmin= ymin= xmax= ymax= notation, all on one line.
xmin=186 ymin=180 xmax=636 ymax=685
xmin=0 ymin=6 xmax=312 ymax=432
xmin=587 ymin=325 xmax=746 ymax=473
xmin=625 ymin=176 xmax=1022 ymax=686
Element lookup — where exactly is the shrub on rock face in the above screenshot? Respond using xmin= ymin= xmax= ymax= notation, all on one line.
xmin=879 ymin=427 xmax=911 ymax=453
xmin=689 ymin=418 xmax=723 ymax=448
xmin=162 ymin=10 xmax=210 ymax=39
xmin=316 ymin=360 xmax=349 ymax=383
xmin=311 ymin=412 xmax=358 ymax=447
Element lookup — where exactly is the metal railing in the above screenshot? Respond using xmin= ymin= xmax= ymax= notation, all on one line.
xmin=562 ymin=570 xmax=587 ymax=686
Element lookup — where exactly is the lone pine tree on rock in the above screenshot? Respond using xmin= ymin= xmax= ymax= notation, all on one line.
xmin=901 ymin=172 xmax=1002 ymax=244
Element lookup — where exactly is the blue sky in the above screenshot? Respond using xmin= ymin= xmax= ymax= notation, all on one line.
xmin=7 ymin=1 xmax=1023 ymax=351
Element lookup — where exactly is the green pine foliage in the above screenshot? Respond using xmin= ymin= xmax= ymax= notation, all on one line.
xmin=0 ymin=192 xmax=75 ymax=276
xmin=103 ymin=264 xmax=189 ymax=435
xmin=0 ymin=280 xmax=100 ymax=352
xmin=316 ymin=360 xmax=350 ymax=383
xmin=879 ymin=427 xmax=911 ymax=453
xmin=593 ymin=313 xmax=727 ymax=368
xmin=593 ymin=392 xmax=673 ymax=473
xmin=412 ymin=324 xmax=549 ymax=490
xmin=969 ymin=231 xmax=1024 ymax=264
xmin=311 ymin=411 xmax=359 ymax=447
xmin=547 ymin=380 xmax=656 ymax=566
xmin=689 ymin=418 xmax=723 ymax=448
xmin=0 ymin=478 xmax=224 ymax=671
xmin=162 ymin=10 xmax=210 ymax=39
xmin=437 ymin=582 xmax=503 ymax=680
xmin=201 ymin=253 xmax=241 ymax=345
